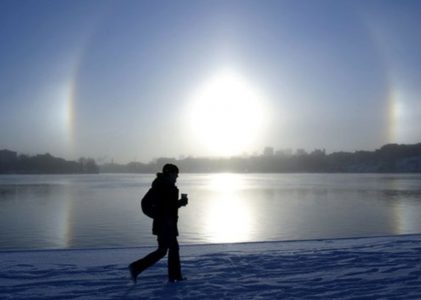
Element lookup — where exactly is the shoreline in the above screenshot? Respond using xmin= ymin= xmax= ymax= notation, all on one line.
xmin=2 ymin=232 xmax=421 ymax=254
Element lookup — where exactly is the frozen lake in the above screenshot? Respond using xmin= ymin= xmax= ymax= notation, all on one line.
xmin=1 ymin=173 xmax=421 ymax=250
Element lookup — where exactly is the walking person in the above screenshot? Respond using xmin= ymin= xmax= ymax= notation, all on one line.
xmin=129 ymin=164 xmax=188 ymax=283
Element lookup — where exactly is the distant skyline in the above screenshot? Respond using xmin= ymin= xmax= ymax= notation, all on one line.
xmin=1 ymin=0 xmax=421 ymax=163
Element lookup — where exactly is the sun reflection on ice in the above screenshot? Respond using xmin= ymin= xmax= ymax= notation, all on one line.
xmin=202 ymin=174 xmax=255 ymax=244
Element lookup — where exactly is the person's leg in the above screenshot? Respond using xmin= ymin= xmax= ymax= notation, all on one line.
xmin=129 ymin=237 xmax=168 ymax=282
xmin=168 ymin=237 xmax=183 ymax=281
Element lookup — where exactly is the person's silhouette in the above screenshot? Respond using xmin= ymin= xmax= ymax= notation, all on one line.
xmin=129 ymin=164 xmax=188 ymax=283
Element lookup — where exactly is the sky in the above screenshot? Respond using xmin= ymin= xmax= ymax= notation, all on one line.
xmin=1 ymin=0 xmax=421 ymax=163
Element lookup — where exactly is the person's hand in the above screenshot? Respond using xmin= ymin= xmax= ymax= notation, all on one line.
xmin=179 ymin=198 xmax=188 ymax=207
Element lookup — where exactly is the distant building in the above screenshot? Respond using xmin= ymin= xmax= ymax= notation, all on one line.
xmin=296 ymin=149 xmax=307 ymax=156
xmin=311 ymin=149 xmax=326 ymax=156
xmin=0 ymin=149 xmax=17 ymax=163
xmin=263 ymin=147 xmax=274 ymax=156
xmin=0 ymin=149 xmax=18 ymax=173
xmin=275 ymin=148 xmax=293 ymax=157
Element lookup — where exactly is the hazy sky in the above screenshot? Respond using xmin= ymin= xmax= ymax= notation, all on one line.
xmin=1 ymin=0 xmax=421 ymax=163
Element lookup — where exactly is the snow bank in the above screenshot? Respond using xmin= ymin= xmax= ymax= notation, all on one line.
xmin=2 ymin=235 xmax=421 ymax=299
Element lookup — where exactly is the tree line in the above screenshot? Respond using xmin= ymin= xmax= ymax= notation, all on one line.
xmin=2 ymin=143 xmax=421 ymax=174
xmin=0 ymin=150 xmax=99 ymax=174
xmin=101 ymin=143 xmax=421 ymax=173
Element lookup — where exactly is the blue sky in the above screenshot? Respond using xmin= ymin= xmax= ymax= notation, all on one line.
xmin=1 ymin=0 xmax=420 ymax=163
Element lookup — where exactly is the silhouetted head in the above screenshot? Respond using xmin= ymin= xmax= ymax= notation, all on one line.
xmin=162 ymin=163 xmax=179 ymax=183
xmin=163 ymin=163 xmax=179 ymax=174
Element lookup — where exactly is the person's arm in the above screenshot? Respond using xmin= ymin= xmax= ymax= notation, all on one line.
xmin=177 ymin=198 xmax=188 ymax=208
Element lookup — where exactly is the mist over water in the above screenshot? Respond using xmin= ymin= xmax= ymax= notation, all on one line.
xmin=1 ymin=173 xmax=421 ymax=250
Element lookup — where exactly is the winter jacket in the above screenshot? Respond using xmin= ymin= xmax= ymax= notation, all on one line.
xmin=151 ymin=173 xmax=179 ymax=237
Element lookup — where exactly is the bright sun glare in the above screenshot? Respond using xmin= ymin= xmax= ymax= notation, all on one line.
xmin=188 ymin=69 xmax=268 ymax=156
xmin=203 ymin=174 xmax=255 ymax=243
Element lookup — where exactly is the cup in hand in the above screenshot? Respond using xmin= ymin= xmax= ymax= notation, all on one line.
xmin=181 ymin=193 xmax=188 ymax=205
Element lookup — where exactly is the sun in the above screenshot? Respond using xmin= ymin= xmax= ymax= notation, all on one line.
xmin=187 ymin=69 xmax=268 ymax=156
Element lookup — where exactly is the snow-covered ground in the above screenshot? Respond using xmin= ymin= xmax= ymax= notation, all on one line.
xmin=2 ymin=235 xmax=421 ymax=299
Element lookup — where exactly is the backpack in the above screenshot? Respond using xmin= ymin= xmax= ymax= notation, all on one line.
xmin=141 ymin=188 xmax=158 ymax=218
